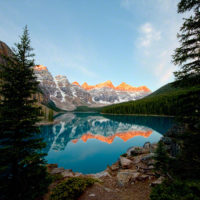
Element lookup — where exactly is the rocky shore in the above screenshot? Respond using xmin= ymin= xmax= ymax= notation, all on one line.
xmin=45 ymin=142 xmax=163 ymax=200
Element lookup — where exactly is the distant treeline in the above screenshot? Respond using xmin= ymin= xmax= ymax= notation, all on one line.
xmin=102 ymin=85 xmax=200 ymax=117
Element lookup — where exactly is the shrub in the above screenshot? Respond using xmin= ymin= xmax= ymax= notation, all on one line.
xmin=150 ymin=180 xmax=200 ymax=200
xmin=50 ymin=177 xmax=97 ymax=200
xmin=51 ymin=173 xmax=64 ymax=182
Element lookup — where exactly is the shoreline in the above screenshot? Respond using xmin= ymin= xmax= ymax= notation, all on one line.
xmin=46 ymin=142 xmax=161 ymax=200
xmin=36 ymin=120 xmax=59 ymax=126
xmin=47 ymin=142 xmax=158 ymax=176
xmin=101 ymin=112 xmax=175 ymax=118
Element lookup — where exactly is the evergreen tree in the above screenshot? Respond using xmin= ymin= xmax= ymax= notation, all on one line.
xmin=48 ymin=109 xmax=54 ymax=122
xmin=172 ymin=0 xmax=200 ymax=86
xmin=151 ymin=1 xmax=200 ymax=199
xmin=0 ymin=26 xmax=51 ymax=200
xmin=154 ymin=141 xmax=170 ymax=177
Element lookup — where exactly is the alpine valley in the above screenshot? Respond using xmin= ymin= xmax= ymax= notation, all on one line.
xmin=34 ymin=65 xmax=151 ymax=111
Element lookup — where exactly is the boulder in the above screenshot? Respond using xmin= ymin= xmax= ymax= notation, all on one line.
xmin=74 ymin=172 xmax=83 ymax=177
xmin=92 ymin=171 xmax=111 ymax=178
xmin=136 ymin=175 xmax=149 ymax=181
xmin=127 ymin=146 xmax=150 ymax=156
xmin=141 ymin=153 xmax=155 ymax=164
xmin=89 ymin=194 xmax=96 ymax=197
xmin=143 ymin=142 xmax=151 ymax=149
xmin=132 ymin=155 xmax=145 ymax=164
xmin=50 ymin=167 xmax=65 ymax=174
xmin=120 ymin=156 xmax=132 ymax=169
xmin=110 ymin=164 xmax=119 ymax=171
xmin=46 ymin=164 xmax=58 ymax=169
xmin=148 ymin=165 xmax=154 ymax=170
xmin=61 ymin=170 xmax=74 ymax=178
xmin=151 ymin=176 xmax=164 ymax=187
xmin=117 ymin=170 xmax=140 ymax=186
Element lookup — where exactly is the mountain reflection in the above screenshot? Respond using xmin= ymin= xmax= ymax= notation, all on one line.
xmin=72 ymin=130 xmax=152 ymax=144
xmin=40 ymin=113 xmax=174 ymax=153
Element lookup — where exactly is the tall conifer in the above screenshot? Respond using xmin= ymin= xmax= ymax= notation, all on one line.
xmin=172 ymin=0 xmax=200 ymax=85
xmin=0 ymin=26 xmax=50 ymax=200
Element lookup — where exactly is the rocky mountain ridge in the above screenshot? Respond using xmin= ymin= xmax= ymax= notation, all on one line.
xmin=34 ymin=65 xmax=151 ymax=111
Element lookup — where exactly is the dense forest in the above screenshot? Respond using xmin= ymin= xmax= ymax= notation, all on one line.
xmin=102 ymin=83 xmax=200 ymax=117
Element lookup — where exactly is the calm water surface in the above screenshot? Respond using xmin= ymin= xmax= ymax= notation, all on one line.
xmin=40 ymin=113 xmax=174 ymax=174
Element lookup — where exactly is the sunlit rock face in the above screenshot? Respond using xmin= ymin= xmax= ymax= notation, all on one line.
xmin=34 ymin=66 xmax=151 ymax=110
xmin=0 ymin=41 xmax=13 ymax=65
xmin=34 ymin=66 xmax=93 ymax=111
xmin=34 ymin=65 xmax=48 ymax=71
xmin=82 ymin=80 xmax=115 ymax=90
xmin=72 ymin=81 xmax=80 ymax=86
xmin=81 ymin=81 xmax=151 ymax=105
xmin=82 ymin=81 xmax=150 ymax=93
xmin=115 ymin=82 xmax=150 ymax=92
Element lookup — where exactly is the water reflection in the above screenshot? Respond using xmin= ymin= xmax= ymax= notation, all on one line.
xmin=40 ymin=113 xmax=174 ymax=173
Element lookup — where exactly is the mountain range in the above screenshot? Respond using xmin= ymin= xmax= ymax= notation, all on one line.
xmin=0 ymin=40 xmax=151 ymax=112
xmin=34 ymin=65 xmax=151 ymax=111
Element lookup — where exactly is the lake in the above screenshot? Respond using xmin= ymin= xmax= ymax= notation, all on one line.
xmin=40 ymin=113 xmax=174 ymax=174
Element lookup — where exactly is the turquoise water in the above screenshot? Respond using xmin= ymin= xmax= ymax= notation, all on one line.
xmin=40 ymin=113 xmax=174 ymax=174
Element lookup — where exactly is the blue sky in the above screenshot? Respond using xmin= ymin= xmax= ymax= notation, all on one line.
xmin=0 ymin=0 xmax=187 ymax=91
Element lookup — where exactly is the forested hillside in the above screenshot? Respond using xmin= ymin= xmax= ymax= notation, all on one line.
xmin=102 ymin=83 xmax=200 ymax=116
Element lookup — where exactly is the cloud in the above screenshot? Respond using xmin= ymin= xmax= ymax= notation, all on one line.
xmin=122 ymin=0 xmax=185 ymax=89
xmin=139 ymin=23 xmax=161 ymax=48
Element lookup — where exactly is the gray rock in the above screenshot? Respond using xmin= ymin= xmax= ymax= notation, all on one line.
xmin=151 ymin=177 xmax=164 ymax=187
xmin=61 ymin=170 xmax=74 ymax=178
xmin=50 ymin=167 xmax=65 ymax=174
xmin=141 ymin=153 xmax=155 ymax=163
xmin=127 ymin=146 xmax=150 ymax=156
xmin=74 ymin=172 xmax=83 ymax=177
xmin=117 ymin=171 xmax=140 ymax=186
xmin=110 ymin=164 xmax=119 ymax=171
xmin=136 ymin=175 xmax=149 ymax=181
xmin=104 ymin=187 xmax=112 ymax=192
xmin=120 ymin=156 xmax=133 ymax=169
xmin=89 ymin=193 xmax=96 ymax=197
xmin=132 ymin=155 xmax=145 ymax=164
xmin=92 ymin=171 xmax=111 ymax=178
xmin=143 ymin=142 xmax=151 ymax=149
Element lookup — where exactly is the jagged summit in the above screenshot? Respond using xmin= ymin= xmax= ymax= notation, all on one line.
xmin=34 ymin=65 xmax=151 ymax=110
xmin=80 ymin=80 xmax=150 ymax=92
xmin=72 ymin=81 xmax=80 ymax=86
xmin=34 ymin=65 xmax=48 ymax=71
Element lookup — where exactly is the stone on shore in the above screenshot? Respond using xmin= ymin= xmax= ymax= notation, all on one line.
xmin=143 ymin=142 xmax=152 ymax=149
xmin=92 ymin=171 xmax=111 ymax=178
xmin=61 ymin=170 xmax=74 ymax=178
xmin=50 ymin=167 xmax=65 ymax=174
xmin=120 ymin=156 xmax=133 ymax=169
xmin=117 ymin=170 xmax=140 ymax=186
xmin=127 ymin=146 xmax=150 ymax=156
xmin=150 ymin=176 xmax=164 ymax=187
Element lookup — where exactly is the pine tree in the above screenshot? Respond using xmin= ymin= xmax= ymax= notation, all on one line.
xmin=172 ymin=0 xmax=200 ymax=86
xmin=154 ymin=141 xmax=170 ymax=176
xmin=48 ymin=109 xmax=54 ymax=122
xmin=0 ymin=26 xmax=51 ymax=200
